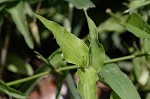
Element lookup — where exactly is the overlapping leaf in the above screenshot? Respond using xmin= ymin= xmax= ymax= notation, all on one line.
xmin=0 ymin=81 xmax=27 ymax=99
xmin=7 ymin=1 xmax=33 ymax=49
xmin=125 ymin=12 xmax=150 ymax=38
xmin=77 ymin=68 xmax=98 ymax=99
xmin=125 ymin=0 xmax=150 ymax=12
xmin=99 ymin=63 xmax=140 ymax=99
xmin=35 ymin=14 xmax=89 ymax=67
xmin=85 ymin=12 xmax=105 ymax=72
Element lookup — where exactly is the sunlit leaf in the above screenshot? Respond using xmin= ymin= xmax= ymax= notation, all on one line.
xmin=35 ymin=14 xmax=89 ymax=67
xmin=65 ymin=0 xmax=95 ymax=9
xmin=99 ymin=63 xmax=140 ymax=99
xmin=7 ymin=1 xmax=34 ymax=49
xmin=142 ymin=77 xmax=150 ymax=91
xmin=0 ymin=81 xmax=27 ymax=99
xmin=125 ymin=12 xmax=150 ymax=38
xmin=77 ymin=68 xmax=98 ymax=99
xmin=85 ymin=12 xmax=105 ymax=72
xmin=30 ymin=23 xmax=40 ymax=46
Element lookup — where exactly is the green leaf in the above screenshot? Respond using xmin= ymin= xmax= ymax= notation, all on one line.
xmin=132 ymin=57 xmax=143 ymax=80
xmin=144 ymin=38 xmax=150 ymax=53
xmin=56 ymin=74 xmax=65 ymax=99
xmin=98 ymin=63 xmax=140 ymax=99
xmin=97 ymin=16 xmax=126 ymax=34
xmin=7 ymin=1 xmax=34 ymax=49
xmin=7 ymin=54 xmax=34 ymax=76
xmin=143 ymin=38 xmax=150 ymax=64
xmin=126 ymin=0 xmax=150 ymax=12
xmin=21 ymin=49 xmax=66 ymax=94
xmin=76 ymin=68 xmax=98 ymax=99
xmin=0 ymin=0 xmax=18 ymax=3
xmin=110 ymin=91 xmax=121 ymax=99
xmin=66 ymin=73 xmax=81 ymax=99
xmin=0 ymin=81 xmax=27 ymax=99
xmin=125 ymin=12 xmax=150 ymax=38
xmin=65 ymin=0 xmax=95 ymax=9
xmin=85 ymin=12 xmax=105 ymax=72
xmin=49 ymin=49 xmax=67 ymax=66
xmin=0 ymin=4 xmax=6 ymax=11
xmin=132 ymin=57 xmax=149 ymax=86
xmin=146 ymin=92 xmax=150 ymax=99
xmin=35 ymin=14 xmax=89 ymax=67
xmin=142 ymin=77 xmax=150 ymax=91
xmin=30 ymin=23 xmax=40 ymax=46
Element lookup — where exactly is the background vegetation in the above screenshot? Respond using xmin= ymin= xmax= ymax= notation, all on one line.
xmin=1 ymin=0 xmax=150 ymax=99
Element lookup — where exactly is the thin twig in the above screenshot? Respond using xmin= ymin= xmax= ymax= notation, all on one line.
xmin=6 ymin=65 xmax=80 ymax=86
xmin=104 ymin=52 xmax=150 ymax=64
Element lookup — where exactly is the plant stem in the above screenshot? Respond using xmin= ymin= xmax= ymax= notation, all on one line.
xmin=106 ymin=8 xmax=121 ymax=23
xmin=57 ymin=65 xmax=80 ymax=71
xmin=6 ymin=71 xmax=50 ymax=86
xmin=104 ymin=52 xmax=150 ymax=64
xmin=6 ymin=52 xmax=149 ymax=86
xmin=6 ymin=65 xmax=80 ymax=86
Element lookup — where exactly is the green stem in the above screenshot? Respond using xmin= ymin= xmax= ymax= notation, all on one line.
xmin=6 ymin=71 xmax=50 ymax=86
xmin=6 ymin=65 xmax=80 ymax=86
xmin=106 ymin=8 xmax=121 ymax=23
xmin=57 ymin=65 xmax=80 ymax=71
xmin=104 ymin=52 xmax=150 ymax=64
xmin=6 ymin=52 xmax=149 ymax=86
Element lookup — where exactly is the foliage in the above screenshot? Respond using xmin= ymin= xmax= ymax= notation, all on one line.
xmin=1 ymin=0 xmax=150 ymax=99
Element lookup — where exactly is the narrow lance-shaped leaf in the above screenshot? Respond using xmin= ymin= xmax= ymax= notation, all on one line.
xmin=125 ymin=12 xmax=150 ymax=38
xmin=34 ymin=14 xmax=89 ymax=67
xmin=0 ymin=81 xmax=27 ymax=99
xmin=7 ymin=1 xmax=33 ymax=49
xmin=85 ymin=11 xmax=105 ymax=72
xmin=77 ymin=68 xmax=98 ymax=99
xmin=65 ymin=0 xmax=95 ymax=9
xmin=98 ymin=63 xmax=140 ymax=99
xmin=66 ymin=73 xmax=81 ymax=99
